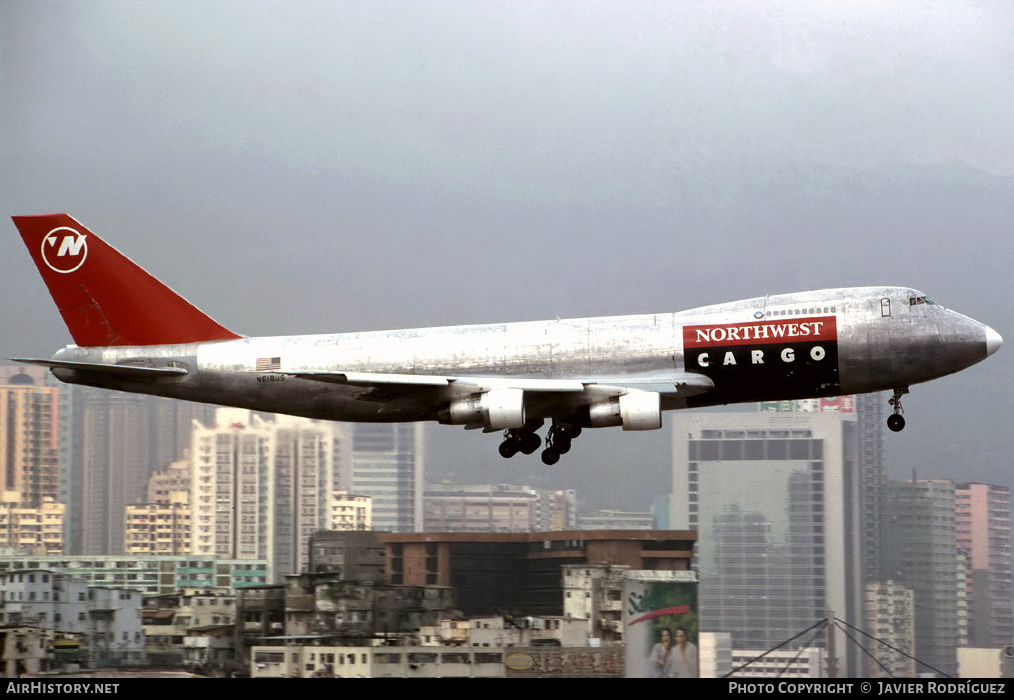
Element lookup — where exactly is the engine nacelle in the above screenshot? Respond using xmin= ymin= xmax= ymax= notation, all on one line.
xmin=587 ymin=391 xmax=661 ymax=431
xmin=442 ymin=388 xmax=526 ymax=430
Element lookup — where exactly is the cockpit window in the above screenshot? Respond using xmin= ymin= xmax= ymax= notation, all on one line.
xmin=908 ymin=296 xmax=935 ymax=306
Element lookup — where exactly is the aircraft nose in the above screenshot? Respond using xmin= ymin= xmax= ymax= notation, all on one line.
xmin=985 ymin=325 xmax=1003 ymax=357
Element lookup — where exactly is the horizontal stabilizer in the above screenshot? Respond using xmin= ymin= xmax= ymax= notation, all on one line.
xmin=9 ymin=358 xmax=187 ymax=378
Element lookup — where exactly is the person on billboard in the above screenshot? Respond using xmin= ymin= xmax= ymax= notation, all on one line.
xmin=671 ymin=627 xmax=699 ymax=678
xmin=649 ymin=627 xmax=676 ymax=677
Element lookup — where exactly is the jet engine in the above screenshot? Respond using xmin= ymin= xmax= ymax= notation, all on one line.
xmin=587 ymin=391 xmax=662 ymax=430
xmin=441 ymin=388 xmax=526 ymax=430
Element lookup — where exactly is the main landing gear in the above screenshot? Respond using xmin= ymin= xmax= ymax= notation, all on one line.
xmin=540 ymin=423 xmax=581 ymax=465
xmin=498 ymin=421 xmax=582 ymax=465
xmin=887 ymin=387 xmax=909 ymax=432
xmin=498 ymin=427 xmax=542 ymax=458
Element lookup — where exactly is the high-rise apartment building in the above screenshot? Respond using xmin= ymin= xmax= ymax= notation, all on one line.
xmin=884 ymin=479 xmax=960 ymax=678
xmin=0 ymin=499 xmax=64 ymax=554
xmin=332 ymin=492 xmax=373 ymax=531
xmin=190 ymin=408 xmax=349 ymax=580
xmin=422 ymin=483 xmax=579 ymax=533
xmin=539 ymin=489 xmax=578 ymax=531
xmin=149 ymin=400 xmax=217 ymax=473
xmin=672 ymin=410 xmax=864 ymax=676
xmin=350 ymin=423 xmax=424 ymax=533
xmin=54 ymin=384 xmax=215 ymax=555
xmin=145 ymin=458 xmax=192 ymax=503
xmin=864 ymin=580 xmax=917 ymax=678
xmin=275 ymin=418 xmax=341 ymax=575
xmin=125 ymin=494 xmax=190 ymax=556
xmin=0 ymin=367 xmax=60 ymax=508
xmin=577 ymin=509 xmax=654 ymax=530
xmin=79 ymin=390 xmax=155 ymax=555
xmin=424 ymin=483 xmax=540 ymax=532
xmin=2 ymin=366 xmax=221 ymax=557
xmin=124 ymin=460 xmax=192 ymax=556
xmin=190 ymin=409 xmax=272 ymax=563
xmin=759 ymin=394 xmax=885 ymax=583
xmin=955 ymin=482 xmax=1013 ymax=647
xmin=853 ymin=394 xmax=885 ymax=583
xmin=2 ymin=365 xmax=84 ymax=554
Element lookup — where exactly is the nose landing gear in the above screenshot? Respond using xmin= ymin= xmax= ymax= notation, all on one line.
xmin=887 ymin=387 xmax=909 ymax=432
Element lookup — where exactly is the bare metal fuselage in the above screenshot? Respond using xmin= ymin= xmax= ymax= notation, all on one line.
xmin=49 ymin=286 xmax=996 ymax=426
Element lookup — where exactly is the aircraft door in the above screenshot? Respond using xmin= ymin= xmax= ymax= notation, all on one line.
xmin=864 ymin=295 xmax=895 ymax=390
xmin=838 ymin=294 xmax=893 ymax=394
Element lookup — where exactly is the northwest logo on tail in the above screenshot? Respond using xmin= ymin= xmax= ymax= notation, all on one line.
xmin=41 ymin=227 xmax=88 ymax=273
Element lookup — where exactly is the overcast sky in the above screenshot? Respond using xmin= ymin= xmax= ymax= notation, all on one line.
xmin=2 ymin=1 xmax=1012 ymax=510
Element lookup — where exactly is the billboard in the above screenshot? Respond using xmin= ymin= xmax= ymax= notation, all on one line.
xmin=623 ymin=571 xmax=699 ymax=678
xmin=760 ymin=395 xmax=856 ymax=413
xmin=503 ymin=648 xmax=624 ymax=678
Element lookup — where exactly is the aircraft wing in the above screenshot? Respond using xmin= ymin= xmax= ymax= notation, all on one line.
xmin=265 ymin=368 xmax=714 ymax=430
xmin=272 ymin=368 xmax=714 ymax=398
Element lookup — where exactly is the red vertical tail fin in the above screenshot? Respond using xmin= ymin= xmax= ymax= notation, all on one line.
xmin=13 ymin=214 xmax=241 ymax=347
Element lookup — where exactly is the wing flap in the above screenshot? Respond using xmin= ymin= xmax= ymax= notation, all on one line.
xmin=591 ymin=371 xmax=715 ymax=396
xmin=288 ymin=370 xmax=452 ymax=387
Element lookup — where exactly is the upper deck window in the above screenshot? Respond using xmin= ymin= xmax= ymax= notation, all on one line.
xmin=764 ymin=306 xmax=836 ymax=318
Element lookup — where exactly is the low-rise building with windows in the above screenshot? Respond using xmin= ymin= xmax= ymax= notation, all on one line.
xmin=0 ymin=569 xmax=145 ymax=667
xmin=0 ymin=555 xmax=268 ymax=594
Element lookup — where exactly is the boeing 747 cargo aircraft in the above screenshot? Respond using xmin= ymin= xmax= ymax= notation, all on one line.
xmin=12 ymin=214 xmax=1002 ymax=464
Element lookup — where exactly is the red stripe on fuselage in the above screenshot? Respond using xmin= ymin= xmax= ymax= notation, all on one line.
xmin=683 ymin=316 xmax=837 ymax=348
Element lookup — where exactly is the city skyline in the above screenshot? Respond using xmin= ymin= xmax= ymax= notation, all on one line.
xmin=3 ymin=362 xmax=1011 ymax=525
xmin=670 ymin=401 xmax=1010 ymax=676
xmin=1 ymin=364 xmax=1007 ymax=675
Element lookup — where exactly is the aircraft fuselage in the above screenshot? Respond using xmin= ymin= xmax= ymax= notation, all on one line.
xmin=47 ymin=285 xmax=997 ymax=425
xmin=13 ymin=213 xmax=1003 ymax=463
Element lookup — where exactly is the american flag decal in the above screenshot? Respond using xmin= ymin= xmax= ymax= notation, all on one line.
xmin=255 ymin=357 xmax=281 ymax=371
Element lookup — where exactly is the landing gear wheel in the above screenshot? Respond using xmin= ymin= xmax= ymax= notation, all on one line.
xmin=887 ymin=414 xmax=906 ymax=432
xmin=499 ymin=440 xmax=520 ymax=458
xmin=520 ymin=432 xmax=542 ymax=455
xmin=541 ymin=448 xmax=561 ymax=465
xmin=537 ymin=420 xmax=581 ymax=465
